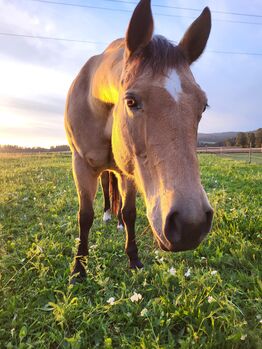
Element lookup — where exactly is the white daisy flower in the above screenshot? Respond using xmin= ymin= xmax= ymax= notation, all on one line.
xmin=107 ymin=297 xmax=115 ymax=305
xmin=130 ymin=292 xmax=142 ymax=302
xmin=169 ymin=267 xmax=176 ymax=275
xmin=208 ymin=296 xmax=215 ymax=303
xmin=140 ymin=308 xmax=148 ymax=317
xmin=184 ymin=268 xmax=191 ymax=278
xmin=89 ymin=244 xmax=97 ymax=250
xmin=211 ymin=270 xmax=218 ymax=276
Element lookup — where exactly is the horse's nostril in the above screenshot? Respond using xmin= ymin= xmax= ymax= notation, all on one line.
xmin=164 ymin=210 xmax=180 ymax=243
xmin=206 ymin=208 xmax=214 ymax=227
xmin=168 ymin=211 xmax=177 ymax=226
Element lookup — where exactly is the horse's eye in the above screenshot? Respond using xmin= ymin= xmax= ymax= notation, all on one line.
xmin=126 ymin=97 xmax=138 ymax=109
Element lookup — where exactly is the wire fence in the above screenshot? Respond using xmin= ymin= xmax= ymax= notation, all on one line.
xmin=197 ymin=147 xmax=262 ymax=164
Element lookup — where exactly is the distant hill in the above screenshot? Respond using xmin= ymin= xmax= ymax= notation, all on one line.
xmin=198 ymin=132 xmax=238 ymax=145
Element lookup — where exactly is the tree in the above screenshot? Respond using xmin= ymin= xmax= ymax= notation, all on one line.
xmin=247 ymin=132 xmax=256 ymax=147
xmin=224 ymin=138 xmax=235 ymax=146
xmin=255 ymin=128 xmax=262 ymax=148
xmin=236 ymin=132 xmax=247 ymax=148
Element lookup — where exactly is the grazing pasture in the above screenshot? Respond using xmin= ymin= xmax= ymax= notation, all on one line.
xmin=0 ymin=153 xmax=261 ymax=348
xmin=219 ymin=152 xmax=262 ymax=165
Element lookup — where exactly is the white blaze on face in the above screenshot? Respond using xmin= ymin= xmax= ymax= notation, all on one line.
xmin=165 ymin=69 xmax=182 ymax=102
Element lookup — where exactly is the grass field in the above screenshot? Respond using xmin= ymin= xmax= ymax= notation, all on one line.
xmin=218 ymin=152 xmax=262 ymax=165
xmin=0 ymin=153 xmax=261 ymax=348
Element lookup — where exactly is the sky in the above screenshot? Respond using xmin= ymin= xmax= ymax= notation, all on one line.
xmin=0 ymin=0 xmax=261 ymax=147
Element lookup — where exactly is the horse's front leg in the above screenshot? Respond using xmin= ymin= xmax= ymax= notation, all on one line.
xmin=118 ymin=176 xmax=143 ymax=269
xmin=70 ymin=152 xmax=98 ymax=283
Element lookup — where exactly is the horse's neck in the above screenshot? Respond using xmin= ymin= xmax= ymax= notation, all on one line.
xmin=91 ymin=45 xmax=124 ymax=106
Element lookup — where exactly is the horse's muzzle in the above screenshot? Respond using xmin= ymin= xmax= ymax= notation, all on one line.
xmin=161 ymin=207 xmax=213 ymax=252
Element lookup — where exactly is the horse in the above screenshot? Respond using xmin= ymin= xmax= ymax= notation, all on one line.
xmin=65 ymin=0 xmax=213 ymax=281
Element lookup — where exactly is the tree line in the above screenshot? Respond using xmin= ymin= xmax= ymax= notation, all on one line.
xmin=0 ymin=145 xmax=70 ymax=153
xmin=224 ymin=129 xmax=262 ymax=148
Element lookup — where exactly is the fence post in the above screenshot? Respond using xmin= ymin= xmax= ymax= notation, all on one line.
xmin=248 ymin=142 xmax=252 ymax=164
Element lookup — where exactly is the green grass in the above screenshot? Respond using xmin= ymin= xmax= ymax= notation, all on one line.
xmin=0 ymin=153 xmax=261 ymax=349
xmin=218 ymin=152 xmax=262 ymax=165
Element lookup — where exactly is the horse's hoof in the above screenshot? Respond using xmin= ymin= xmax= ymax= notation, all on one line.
xmin=69 ymin=272 xmax=86 ymax=285
xmin=69 ymin=266 xmax=87 ymax=284
xmin=130 ymin=259 xmax=144 ymax=269
xmin=69 ymin=259 xmax=87 ymax=284
xmin=117 ymin=224 xmax=124 ymax=231
xmin=103 ymin=209 xmax=112 ymax=223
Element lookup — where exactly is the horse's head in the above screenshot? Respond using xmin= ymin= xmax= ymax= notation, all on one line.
xmin=112 ymin=0 xmax=213 ymax=252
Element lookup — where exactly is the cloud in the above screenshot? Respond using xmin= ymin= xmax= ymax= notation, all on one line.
xmin=0 ymin=57 xmax=72 ymax=99
xmin=0 ymin=124 xmax=67 ymax=147
xmin=0 ymin=0 xmax=107 ymax=72
xmin=1 ymin=96 xmax=64 ymax=115
xmin=0 ymin=0 xmax=62 ymax=67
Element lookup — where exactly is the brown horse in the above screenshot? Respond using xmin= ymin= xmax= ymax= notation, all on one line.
xmin=65 ymin=0 xmax=213 ymax=280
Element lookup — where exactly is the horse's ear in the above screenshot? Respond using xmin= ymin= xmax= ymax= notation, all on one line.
xmin=125 ymin=0 xmax=154 ymax=57
xmin=179 ymin=7 xmax=211 ymax=64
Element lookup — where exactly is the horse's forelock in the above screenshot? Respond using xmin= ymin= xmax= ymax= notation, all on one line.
xmin=124 ymin=36 xmax=186 ymax=84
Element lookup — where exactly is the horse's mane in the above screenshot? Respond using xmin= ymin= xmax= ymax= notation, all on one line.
xmin=127 ymin=35 xmax=186 ymax=77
